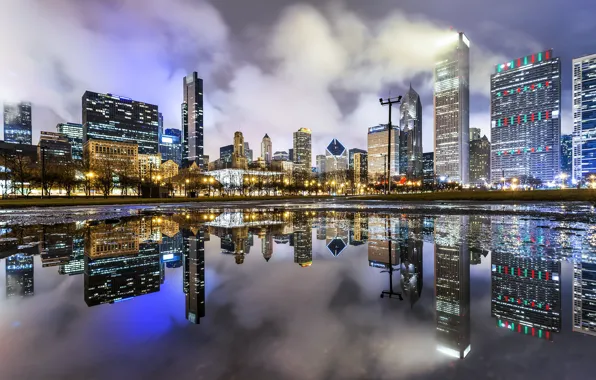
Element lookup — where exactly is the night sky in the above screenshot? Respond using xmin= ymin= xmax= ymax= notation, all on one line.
xmin=1 ymin=0 xmax=592 ymax=163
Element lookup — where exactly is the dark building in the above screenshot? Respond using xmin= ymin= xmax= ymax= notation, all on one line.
xmin=399 ymin=85 xmax=423 ymax=179
xmin=219 ymin=144 xmax=234 ymax=167
xmin=469 ymin=135 xmax=490 ymax=185
xmin=560 ymin=134 xmax=572 ymax=180
xmin=3 ymin=102 xmax=32 ymax=145
xmin=423 ymin=152 xmax=434 ymax=185
xmin=39 ymin=131 xmax=72 ymax=163
xmin=160 ymin=130 xmax=182 ymax=165
xmin=573 ymin=254 xmax=596 ymax=336
xmin=82 ymin=91 xmax=159 ymax=155
xmin=56 ymin=123 xmax=83 ymax=161
xmin=349 ymin=148 xmax=367 ymax=170
xmin=182 ymin=72 xmax=204 ymax=168
xmin=490 ymin=50 xmax=561 ymax=183
xmin=182 ymin=228 xmax=205 ymax=324
xmin=40 ymin=224 xmax=74 ymax=268
xmin=289 ymin=148 xmax=294 ymax=162
xmin=6 ymin=253 xmax=34 ymax=298
xmin=397 ymin=217 xmax=423 ymax=308
xmin=0 ymin=140 xmax=38 ymax=162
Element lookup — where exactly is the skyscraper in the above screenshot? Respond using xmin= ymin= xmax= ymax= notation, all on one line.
xmin=573 ymin=253 xmax=596 ymax=336
xmin=261 ymin=134 xmax=272 ymax=164
xmin=353 ymin=151 xmax=368 ymax=184
xmin=423 ymin=152 xmax=435 ymax=185
xmin=434 ymin=32 xmax=470 ymax=184
xmin=56 ymin=122 xmax=83 ymax=161
xmin=490 ymin=49 xmax=561 ymax=183
xmin=561 ymin=134 xmax=572 ymax=180
xmin=82 ymin=91 xmax=159 ymax=155
xmin=232 ymin=131 xmax=247 ymax=170
xmin=367 ymin=125 xmax=399 ymax=182
xmin=182 ymin=72 xmax=204 ymax=168
xmin=316 ymin=154 xmax=326 ymax=174
xmin=3 ymin=102 xmax=32 ymax=145
xmin=325 ymin=139 xmax=348 ymax=173
xmin=469 ymin=128 xmax=481 ymax=141
xmin=273 ymin=151 xmax=289 ymax=161
xmin=244 ymin=142 xmax=253 ymax=163
xmin=183 ymin=229 xmax=206 ymax=324
xmin=160 ymin=130 xmax=182 ymax=165
xmin=572 ymin=54 xmax=596 ymax=182
xmin=399 ymin=85 xmax=423 ymax=179
xmin=39 ymin=131 xmax=72 ymax=163
xmin=349 ymin=148 xmax=367 ymax=170
xmin=469 ymin=135 xmax=490 ymax=185
xmin=293 ymin=128 xmax=312 ymax=172
xmin=6 ymin=254 xmax=34 ymax=298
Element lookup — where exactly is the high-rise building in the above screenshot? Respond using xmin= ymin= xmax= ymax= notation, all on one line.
xmin=490 ymin=50 xmax=561 ymax=183
xmin=316 ymin=154 xmax=326 ymax=174
xmin=434 ymin=32 xmax=470 ymax=184
xmin=399 ymin=85 xmax=423 ymax=179
xmin=233 ymin=131 xmax=247 ymax=170
xmin=293 ymin=214 xmax=313 ymax=267
xmin=325 ymin=139 xmax=348 ymax=173
xmin=572 ymin=54 xmax=596 ymax=182
xmin=573 ymin=253 xmax=596 ymax=336
xmin=183 ymin=229 xmax=206 ymax=324
xmin=158 ymin=112 xmax=164 ymax=141
xmin=367 ymin=125 xmax=399 ymax=182
xmin=423 ymin=152 xmax=434 ymax=185
xmin=353 ymin=152 xmax=368 ymax=184
xmin=82 ymin=91 xmax=159 ymax=155
xmin=273 ymin=151 xmax=289 ymax=161
xmin=160 ymin=130 xmax=182 ymax=165
xmin=220 ymin=144 xmax=234 ymax=167
xmin=288 ymin=148 xmax=294 ymax=162
xmin=349 ymin=148 xmax=367 ymax=170
xmin=293 ymin=128 xmax=312 ymax=172
xmin=182 ymin=72 xmax=204 ymax=168
xmin=561 ymin=134 xmax=572 ymax=180
xmin=469 ymin=128 xmax=481 ymax=141
xmin=261 ymin=134 xmax=272 ymax=164
xmin=56 ymin=123 xmax=83 ymax=161
xmin=244 ymin=142 xmax=253 ymax=163
xmin=39 ymin=131 xmax=72 ymax=163
xmin=469 ymin=135 xmax=490 ymax=185
xmin=6 ymin=254 xmax=34 ymax=298
xmin=3 ymin=102 xmax=32 ymax=145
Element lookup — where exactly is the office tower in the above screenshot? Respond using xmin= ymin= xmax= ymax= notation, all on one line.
xmin=220 ymin=144 xmax=234 ymax=167
xmin=349 ymin=148 xmax=367 ymax=170
xmin=469 ymin=128 xmax=481 ymax=141
xmin=490 ymin=49 xmax=561 ymax=183
xmin=423 ymin=152 xmax=435 ymax=185
xmin=244 ymin=142 xmax=253 ymax=163
xmin=353 ymin=151 xmax=368 ymax=184
xmin=6 ymin=254 xmax=34 ymax=298
xmin=293 ymin=214 xmax=313 ymax=267
xmin=82 ymin=91 xmax=159 ymax=155
xmin=261 ymin=134 xmax=272 ymax=164
xmin=560 ymin=134 xmax=572 ymax=180
xmin=492 ymin=250 xmax=561 ymax=340
xmin=158 ymin=112 xmax=163 ymax=141
xmin=38 ymin=132 xmax=72 ymax=163
xmin=367 ymin=215 xmax=397 ymax=268
xmin=325 ymin=139 xmax=348 ymax=173
xmin=435 ymin=215 xmax=471 ymax=359
xmin=397 ymin=217 xmax=423 ymax=308
xmin=288 ymin=148 xmax=294 ymax=162
xmin=573 ymin=54 xmax=596 ymax=182
xmin=434 ymin=32 xmax=470 ymax=184
xmin=3 ymin=102 xmax=32 ymax=145
xmin=232 ymin=132 xmax=248 ymax=170
xmin=316 ymin=154 xmax=326 ymax=174
xmin=469 ymin=135 xmax=490 ymax=185
xmin=293 ymin=128 xmax=312 ymax=172
xmin=273 ymin=151 xmax=289 ymax=161
xmin=182 ymin=72 xmax=204 ymax=167
xmin=399 ymin=85 xmax=423 ymax=178
xmin=183 ymin=229 xmax=206 ymax=324
xmin=367 ymin=125 xmax=399 ymax=182
xmin=573 ymin=253 xmax=596 ymax=335
xmin=56 ymin=122 xmax=83 ymax=161
xmin=160 ymin=129 xmax=182 ymax=165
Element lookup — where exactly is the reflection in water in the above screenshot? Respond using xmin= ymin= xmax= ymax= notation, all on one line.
xmin=1 ymin=208 xmax=596 ymax=361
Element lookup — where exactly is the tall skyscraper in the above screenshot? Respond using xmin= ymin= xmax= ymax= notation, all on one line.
xmin=261 ymin=134 xmax=272 ymax=164
xmin=349 ymin=148 xmax=367 ymax=170
xmin=469 ymin=128 xmax=481 ymax=141
xmin=572 ymin=54 xmax=596 ymax=182
xmin=353 ymin=151 xmax=368 ymax=184
xmin=573 ymin=253 xmax=596 ymax=336
xmin=293 ymin=128 xmax=312 ymax=172
xmin=158 ymin=112 xmax=164 ymax=142
xmin=325 ymin=139 xmax=348 ymax=173
xmin=232 ymin=131 xmax=247 ymax=170
xmin=469 ymin=135 xmax=490 ymax=185
xmin=82 ymin=91 xmax=159 ymax=155
xmin=399 ymin=85 xmax=423 ymax=179
xmin=3 ymin=102 xmax=32 ymax=145
xmin=490 ymin=49 xmax=561 ymax=183
xmin=183 ymin=229 xmax=206 ymax=324
xmin=561 ymin=134 xmax=572 ymax=180
xmin=56 ymin=122 xmax=83 ymax=161
xmin=160 ymin=130 xmax=182 ymax=165
xmin=367 ymin=125 xmax=399 ymax=182
xmin=316 ymin=154 xmax=326 ymax=174
xmin=244 ymin=142 xmax=253 ymax=163
xmin=182 ymin=72 xmax=204 ymax=168
xmin=423 ymin=152 xmax=435 ymax=185
xmin=288 ymin=148 xmax=294 ymax=162
xmin=434 ymin=32 xmax=470 ymax=184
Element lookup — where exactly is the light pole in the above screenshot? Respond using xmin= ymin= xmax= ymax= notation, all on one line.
xmin=185 ymin=178 xmax=190 ymax=197
xmin=380 ymin=95 xmax=402 ymax=194
xmin=86 ymin=172 xmax=94 ymax=198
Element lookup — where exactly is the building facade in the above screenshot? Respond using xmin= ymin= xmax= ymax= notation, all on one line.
xmin=84 ymin=139 xmax=139 ymax=175
xmin=232 ymin=132 xmax=247 ymax=170
xmin=573 ymin=254 xmax=596 ymax=336
xmin=367 ymin=125 xmax=399 ymax=182
xmin=293 ymin=128 xmax=312 ymax=172
xmin=56 ymin=122 xmax=83 ymax=161
xmin=469 ymin=135 xmax=490 ymax=185
xmin=349 ymin=148 xmax=367 ymax=170
xmin=3 ymin=102 xmax=32 ymax=145
xmin=261 ymin=134 xmax=272 ymax=164
xmin=434 ymin=32 xmax=470 ymax=184
xmin=244 ymin=142 xmax=253 ymax=164
xmin=423 ymin=152 xmax=434 ymax=185
xmin=316 ymin=154 xmax=326 ymax=174
xmin=160 ymin=160 xmax=179 ymax=181
xmin=82 ymin=91 xmax=159 ymax=155
xmin=572 ymin=54 xmax=596 ymax=182
xmin=490 ymin=50 xmax=561 ymax=183
xmin=399 ymin=85 xmax=423 ymax=179
xmin=561 ymin=134 xmax=572 ymax=180
xmin=470 ymin=128 xmax=481 ymax=141
xmin=182 ymin=72 xmax=204 ymax=168
xmin=39 ymin=131 xmax=72 ymax=163
xmin=325 ymin=139 xmax=348 ymax=173
xmin=353 ymin=152 xmax=368 ymax=184
xmin=273 ymin=151 xmax=289 ymax=161
xmin=160 ymin=131 xmax=182 ymax=166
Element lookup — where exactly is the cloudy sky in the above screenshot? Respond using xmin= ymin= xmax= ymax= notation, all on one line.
xmin=1 ymin=0 xmax=592 ymax=162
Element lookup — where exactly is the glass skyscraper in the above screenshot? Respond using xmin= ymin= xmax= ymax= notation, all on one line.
xmin=182 ymin=72 xmax=204 ymax=168
xmin=434 ymin=32 xmax=470 ymax=184
xmin=3 ymin=102 xmax=32 ymax=145
xmin=56 ymin=122 xmax=83 ymax=161
xmin=561 ymin=134 xmax=573 ymax=179
xmin=293 ymin=128 xmax=312 ymax=172
xmin=490 ymin=49 xmax=561 ymax=183
xmin=160 ymin=129 xmax=182 ymax=165
xmin=325 ymin=138 xmax=348 ymax=172
xmin=82 ymin=91 xmax=159 ymax=155
xmin=399 ymin=85 xmax=423 ymax=179
xmin=367 ymin=125 xmax=399 ymax=182
xmin=572 ymin=54 xmax=596 ymax=182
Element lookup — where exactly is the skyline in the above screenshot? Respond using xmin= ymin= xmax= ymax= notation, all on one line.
xmin=1 ymin=0 xmax=593 ymax=162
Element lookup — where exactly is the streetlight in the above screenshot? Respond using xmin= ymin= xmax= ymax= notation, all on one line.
xmin=185 ymin=178 xmax=190 ymax=197
xmin=501 ymin=177 xmax=506 ymax=190
xmin=85 ymin=172 xmax=94 ymax=198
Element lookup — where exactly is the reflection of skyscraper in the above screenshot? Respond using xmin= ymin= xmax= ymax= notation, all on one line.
xmin=293 ymin=214 xmax=313 ymax=267
xmin=492 ymin=250 xmax=561 ymax=340
xmin=349 ymin=213 xmax=368 ymax=246
xmin=40 ymin=225 xmax=74 ymax=268
xmin=435 ymin=215 xmax=471 ymax=359
xmin=574 ymin=252 xmax=596 ymax=335
xmin=261 ymin=228 xmax=273 ymax=262
xmin=367 ymin=216 xmax=397 ymax=269
xmin=183 ymin=229 xmax=205 ymax=324
xmin=6 ymin=254 xmax=34 ymax=298
xmin=397 ymin=217 xmax=423 ymax=307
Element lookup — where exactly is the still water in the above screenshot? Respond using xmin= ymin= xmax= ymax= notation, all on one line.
xmin=1 ymin=205 xmax=595 ymax=379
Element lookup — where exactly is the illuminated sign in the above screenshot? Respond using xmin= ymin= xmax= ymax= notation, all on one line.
xmin=161 ymin=136 xmax=173 ymax=144
xmin=368 ymin=126 xmax=387 ymax=133
xmin=495 ymin=49 xmax=553 ymax=73
xmin=162 ymin=253 xmax=175 ymax=261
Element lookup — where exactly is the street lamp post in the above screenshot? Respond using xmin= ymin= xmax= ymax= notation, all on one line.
xmin=380 ymin=95 xmax=402 ymax=195
xmin=185 ymin=178 xmax=190 ymax=197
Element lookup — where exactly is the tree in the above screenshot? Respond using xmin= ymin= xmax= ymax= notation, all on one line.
xmin=7 ymin=152 xmax=36 ymax=197
xmin=92 ymin=158 xmax=117 ymax=198
xmin=56 ymin=161 xmax=80 ymax=198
